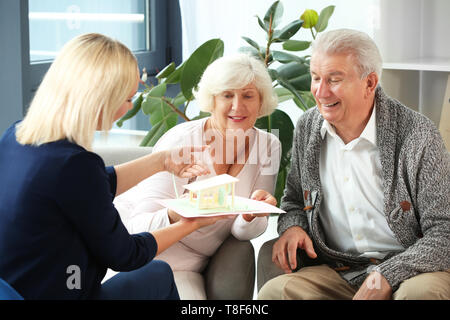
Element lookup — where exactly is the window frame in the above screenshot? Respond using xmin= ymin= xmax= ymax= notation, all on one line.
xmin=27 ymin=0 xmax=169 ymax=98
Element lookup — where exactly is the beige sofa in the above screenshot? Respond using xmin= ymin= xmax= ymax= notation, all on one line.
xmin=94 ymin=145 xmax=256 ymax=300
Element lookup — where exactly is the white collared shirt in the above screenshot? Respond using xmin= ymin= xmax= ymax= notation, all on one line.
xmin=318 ymin=105 xmax=404 ymax=259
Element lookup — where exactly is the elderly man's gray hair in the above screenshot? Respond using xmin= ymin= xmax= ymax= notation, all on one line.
xmin=311 ymin=28 xmax=383 ymax=79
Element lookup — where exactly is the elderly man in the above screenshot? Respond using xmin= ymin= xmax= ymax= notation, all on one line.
xmin=258 ymin=28 xmax=450 ymax=300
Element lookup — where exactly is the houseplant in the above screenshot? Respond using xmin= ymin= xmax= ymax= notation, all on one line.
xmin=117 ymin=1 xmax=334 ymax=204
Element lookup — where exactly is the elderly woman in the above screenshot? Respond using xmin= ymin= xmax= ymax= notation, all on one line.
xmin=114 ymin=53 xmax=281 ymax=299
xmin=0 ymin=33 xmax=226 ymax=300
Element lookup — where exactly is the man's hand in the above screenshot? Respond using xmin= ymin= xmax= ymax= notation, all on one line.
xmin=353 ymin=271 xmax=392 ymax=300
xmin=242 ymin=189 xmax=276 ymax=222
xmin=272 ymin=226 xmax=317 ymax=273
xmin=163 ymin=146 xmax=210 ymax=178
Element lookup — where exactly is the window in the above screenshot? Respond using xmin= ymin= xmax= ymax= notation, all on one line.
xmin=29 ymin=0 xmax=149 ymax=62
xmin=26 ymin=0 xmax=178 ymax=131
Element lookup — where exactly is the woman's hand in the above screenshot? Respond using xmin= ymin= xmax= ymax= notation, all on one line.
xmin=180 ymin=214 xmax=233 ymax=229
xmin=152 ymin=213 xmax=233 ymax=255
xmin=242 ymin=189 xmax=276 ymax=222
xmin=167 ymin=208 xmax=182 ymax=224
xmin=163 ymin=146 xmax=210 ymax=178
xmin=115 ymin=145 xmax=209 ymax=196
xmin=169 ymin=207 xmax=227 ymax=226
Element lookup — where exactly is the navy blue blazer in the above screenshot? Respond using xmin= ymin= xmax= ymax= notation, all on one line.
xmin=0 ymin=123 xmax=157 ymax=299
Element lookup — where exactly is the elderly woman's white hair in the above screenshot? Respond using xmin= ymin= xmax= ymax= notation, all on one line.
xmin=193 ymin=53 xmax=278 ymax=117
xmin=311 ymin=28 xmax=383 ymax=79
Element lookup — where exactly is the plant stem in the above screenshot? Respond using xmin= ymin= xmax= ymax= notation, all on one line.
xmin=265 ymin=42 xmax=272 ymax=67
xmin=264 ymin=14 xmax=273 ymax=67
xmin=310 ymin=28 xmax=316 ymax=40
xmin=183 ymin=100 xmax=191 ymax=118
xmin=161 ymin=97 xmax=190 ymax=122
xmin=264 ymin=14 xmax=273 ymax=131
xmin=140 ymin=80 xmax=152 ymax=91
xmin=184 ymin=100 xmax=191 ymax=111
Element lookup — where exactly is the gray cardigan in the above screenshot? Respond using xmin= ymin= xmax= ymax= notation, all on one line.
xmin=278 ymin=86 xmax=450 ymax=290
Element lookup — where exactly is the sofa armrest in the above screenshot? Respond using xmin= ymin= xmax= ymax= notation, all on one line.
xmin=257 ymin=238 xmax=284 ymax=292
xmin=203 ymin=235 xmax=255 ymax=300
xmin=93 ymin=146 xmax=153 ymax=166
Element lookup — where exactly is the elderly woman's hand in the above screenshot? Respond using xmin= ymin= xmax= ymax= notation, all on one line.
xmin=242 ymin=189 xmax=277 ymax=222
xmin=163 ymin=146 xmax=210 ymax=178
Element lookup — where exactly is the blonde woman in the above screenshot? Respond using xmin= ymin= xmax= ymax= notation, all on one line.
xmin=114 ymin=54 xmax=281 ymax=299
xmin=0 ymin=33 xmax=226 ymax=300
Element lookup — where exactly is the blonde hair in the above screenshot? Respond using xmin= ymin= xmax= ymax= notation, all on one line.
xmin=16 ymin=33 xmax=138 ymax=150
xmin=193 ymin=53 xmax=278 ymax=117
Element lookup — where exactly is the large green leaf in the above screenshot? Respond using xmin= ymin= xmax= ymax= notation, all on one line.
xmin=142 ymin=97 xmax=171 ymax=124
xmin=141 ymin=83 xmax=167 ymax=116
xmin=293 ymin=91 xmax=316 ymax=110
xmin=255 ymin=109 xmax=294 ymax=168
xmin=140 ymin=87 xmax=178 ymax=147
xmin=274 ymin=87 xmax=294 ymax=103
xmin=276 ymin=62 xmax=311 ymax=91
xmin=171 ymin=91 xmax=187 ymax=108
xmin=238 ymin=47 xmax=266 ymax=61
xmin=140 ymin=121 xmax=163 ymax=147
xmin=276 ymin=77 xmax=309 ymax=111
xmin=156 ymin=62 xmax=176 ymax=81
xmin=274 ymin=165 xmax=288 ymax=207
xmin=241 ymin=36 xmax=260 ymax=51
xmin=314 ymin=5 xmax=335 ymax=32
xmin=255 ymin=108 xmax=294 ymax=205
xmin=282 ymin=40 xmax=311 ymax=52
xmin=191 ymin=111 xmax=211 ymax=121
xmin=239 ymin=45 xmax=272 ymax=64
xmin=256 ymin=15 xmax=268 ymax=33
xmin=141 ymin=83 xmax=173 ymax=128
xmin=139 ymin=114 xmax=177 ymax=147
xmin=272 ymin=19 xmax=303 ymax=42
xmin=288 ymin=74 xmax=311 ymax=92
xmin=116 ymin=93 xmax=143 ymax=127
xmin=140 ymin=82 xmax=179 ymax=146
xmin=264 ymin=1 xmax=284 ymax=29
xmin=272 ymin=50 xmax=305 ymax=64
xmin=147 ymin=83 xmax=167 ymax=97
xmin=164 ymin=61 xmax=185 ymax=84
xmin=276 ymin=61 xmax=309 ymax=77
xmin=180 ymin=39 xmax=224 ymax=100
xmin=267 ymin=68 xmax=278 ymax=82
xmin=238 ymin=46 xmax=263 ymax=61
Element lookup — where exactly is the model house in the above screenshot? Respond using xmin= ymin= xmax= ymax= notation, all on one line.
xmin=183 ymin=174 xmax=239 ymax=210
